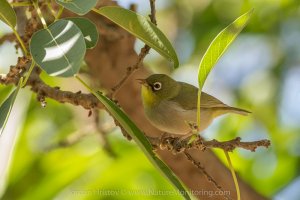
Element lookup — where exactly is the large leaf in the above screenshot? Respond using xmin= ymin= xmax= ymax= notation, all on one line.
xmin=0 ymin=0 xmax=17 ymax=28
xmin=0 ymin=78 xmax=22 ymax=136
xmin=56 ymin=0 xmax=97 ymax=15
xmin=198 ymin=9 xmax=253 ymax=89
xmin=196 ymin=9 xmax=253 ymax=129
xmin=93 ymin=91 xmax=191 ymax=200
xmin=30 ymin=19 xmax=86 ymax=77
xmin=95 ymin=6 xmax=179 ymax=68
xmin=66 ymin=17 xmax=99 ymax=49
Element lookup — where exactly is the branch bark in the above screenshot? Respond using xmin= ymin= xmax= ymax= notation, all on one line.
xmin=148 ymin=135 xmax=270 ymax=153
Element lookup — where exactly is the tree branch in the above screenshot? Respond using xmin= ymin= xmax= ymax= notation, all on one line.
xmin=0 ymin=58 xmax=104 ymax=110
xmin=148 ymin=135 xmax=271 ymax=153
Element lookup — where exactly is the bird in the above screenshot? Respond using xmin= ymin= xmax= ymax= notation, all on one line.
xmin=138 ymin=74 xmax=250 ymax=135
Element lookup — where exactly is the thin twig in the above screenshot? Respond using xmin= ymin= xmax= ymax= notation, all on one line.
xmin=32 ymin=0 xmax=48 ymax=29
xmin=149 ymin=0 xmax=157 ymax=25
xmin=110 ymin=0 xmax=157 ymax=97
xmin=94 ymin=110 xmax=117 ymax=157
xmin=0 ymin=33 xmax=15 ymax=45
xmin=184 ymin=151 xmax=232 ymax=200
xmin=111 ymin=45 xmax=150 ymax=95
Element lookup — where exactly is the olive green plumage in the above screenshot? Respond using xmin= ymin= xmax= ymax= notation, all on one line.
xmin=140 ymin=74 xmax=250 ymax=135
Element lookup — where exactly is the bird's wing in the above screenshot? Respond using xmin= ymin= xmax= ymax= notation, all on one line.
xmin=200 ymin=92 xmax=228 ymax=108
xmin=169 ymin=82 xmax=227 ymax=110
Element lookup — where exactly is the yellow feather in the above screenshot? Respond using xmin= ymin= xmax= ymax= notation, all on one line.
xmin=141 ymin=85 xmax=160 ymax=108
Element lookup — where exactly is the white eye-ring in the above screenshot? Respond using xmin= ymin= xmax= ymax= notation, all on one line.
xmin=153 ymin=82 xmax=162 ymax=91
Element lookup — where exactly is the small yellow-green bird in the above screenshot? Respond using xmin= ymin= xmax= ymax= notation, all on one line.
xmin=139 ymin=74 xmax=250 ymax=135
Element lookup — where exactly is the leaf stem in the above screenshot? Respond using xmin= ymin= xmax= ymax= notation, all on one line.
xmin=55 ymin=5 xmax=64 ymax=21
xmin=32 ymin=0 xmax=48 ymax=29
xmin=0 ymin=9 xmax=28 ymax=55
xmin=197 ymin=90 xmax=201 ymax=131
xmin=12 ymin=28 xmax=28 ymax=56
xmin=11 ymin=1 xmax=32 ymax=7
xmin=46 ymin=0 xmax=56 ymax=18
xmin=74 ymin=74 xmax=94 ymax=94
xmin=22 ymin=60 xmax=35 ymax=87
xmin=224 ymin=150 xmax=240 ymax=200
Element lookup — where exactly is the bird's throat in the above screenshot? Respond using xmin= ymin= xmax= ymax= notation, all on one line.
xmin=141 ymin=85 xmax=160 ymax=108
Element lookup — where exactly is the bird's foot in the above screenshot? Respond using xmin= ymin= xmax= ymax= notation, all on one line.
xmin=187 ymin=122 xmax=199 ymax=133
xmin=160 ymin=132 xmax=176 ymax=150
xmin=172 ymin=133 xmax=198 ymax=154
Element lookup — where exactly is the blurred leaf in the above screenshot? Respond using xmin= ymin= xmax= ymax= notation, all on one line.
xmin=55 ymin=0 xmax=97 ymax=15
xmin=0 ymin=84 xmax=14 ymax=100
xmin=92 ymin=91 xmax=191 ymax=200
xmin=30 ymin=19 xmax=86 ymax=77
xmin=66 ymin=17 xmax=99 ymax=49
xmin=0 ymin=78 xmax=22 ymax=136
xmin=0 ymin=0 xmax=17 ymax=28
xmin=198 ymin=9 xmax=253 ymax=89
xmin=95 ymin=6 xmax=179 ymax=68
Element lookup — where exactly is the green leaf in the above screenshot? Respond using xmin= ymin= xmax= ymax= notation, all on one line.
xmin=55 ymin=0 xmax=97 ymax=15
xmin=0 ymin=78 xmax=22 ymax=136
xmin=92 ymin=91 xmax=191 ymax=200
xmin=198 ymin=9 xmax=253 ymax=89
xmin=29 ymin=19 xmax=86 ymax=77
xmin=66 ymin=17 xmax=99 ymax=49
xmin=196 ymin=9 xmax=253 ymax=132
xmin=0 ymin=0 xmax=17 ymax=28
xmin=95 ymin=6 xmax=179 ymax=68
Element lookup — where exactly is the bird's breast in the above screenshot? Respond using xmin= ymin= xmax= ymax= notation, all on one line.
xmin=143 ymin=100 xmax=213 ymax=135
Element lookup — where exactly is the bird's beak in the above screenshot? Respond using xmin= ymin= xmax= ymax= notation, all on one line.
xmin=136 ymin=79 xmax=147 ymax=86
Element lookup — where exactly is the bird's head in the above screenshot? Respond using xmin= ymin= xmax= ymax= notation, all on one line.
xmin=138 ymin=74 xmax=180 ymax=106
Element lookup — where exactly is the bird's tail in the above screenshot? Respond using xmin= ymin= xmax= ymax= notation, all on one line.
xmin=212 ymin=106 xmax=251 ymax=117
xmin=227 ymin=106 xmax=251 ymax=116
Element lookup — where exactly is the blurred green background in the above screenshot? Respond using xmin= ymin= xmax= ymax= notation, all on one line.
xmin=1 ymin=0 xmax=300 ymax=199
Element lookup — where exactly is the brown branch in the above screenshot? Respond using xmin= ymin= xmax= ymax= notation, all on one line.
xmin=200 ymin=137 xmax=271 ymax=152
xmin=110 ymin=0 xmax=157 ymax=96
xmin=0 ymin=33 xmax=16 ymax=45
xmin=0 ymin=58 xmax=104 ymax=110
xmin=110 ymin=45 xmax=150 ymax=95
xmin=147 ymin=135 xmax=270 ymax=199
xmin=149 ymin=0 xmax=157 ymax=25
xmin=148 ymin=135 xmax=271 ymax=153
xmin=184 ymin=151 xmax=232 ymax=200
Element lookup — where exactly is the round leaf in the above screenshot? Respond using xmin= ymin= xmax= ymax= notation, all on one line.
xmin=0 ymin=0 xmax=17 ymax=28
xmin=30 ymin=19 xmax=86 ymax=77
xmin=66 ymin=17 xmax=99 ymax=49
xmin=56 ymin=0 xmax=97 ymax=15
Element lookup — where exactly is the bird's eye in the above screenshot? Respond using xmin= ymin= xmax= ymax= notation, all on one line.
xmin=153 ymin=82 xmax=162 ymax=91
